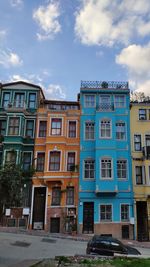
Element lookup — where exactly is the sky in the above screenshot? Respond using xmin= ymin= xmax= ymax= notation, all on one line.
xmin=0 ymin=0 xmax=150 ymax=101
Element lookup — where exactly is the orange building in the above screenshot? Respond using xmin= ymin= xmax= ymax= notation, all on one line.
xmin=30 ymin=99 xmax=80 ymax=233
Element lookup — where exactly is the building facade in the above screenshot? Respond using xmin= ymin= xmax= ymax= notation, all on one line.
xmin=0 ymin=81 xmax=44 ymax=210
xmin=130 ymin=103 xmax=150 ymax=241
xmin=30 ymin=100 xmax=80 ymax=233
xmin=78 ymin=81 xmax=134 ymax=239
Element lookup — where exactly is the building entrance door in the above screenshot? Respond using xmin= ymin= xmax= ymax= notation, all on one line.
xmin=50 ymin=218 xmax=60 ymax=233
xmin=32 ymin=187 xmax=46 ymax=230
xmin=83 ymin=202 xmax=94 ymax=233
xmin=136 ymin=201 xmax=149 ymax=241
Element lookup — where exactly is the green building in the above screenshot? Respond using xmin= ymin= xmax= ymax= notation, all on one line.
xmin=0 ymin=81 xmax=44 ymax=207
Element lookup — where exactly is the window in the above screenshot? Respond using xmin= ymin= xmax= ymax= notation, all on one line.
xmin=52 ymin=187 xmax=61 ymax=205
xmin=134 ymin=135 xmax=141 ymax=151
xmin=49 ymin=151 xmax=60 ymax=171
xmin=8 ymin=117 xmax=20 ymax=135
xmin=121 ymin=204 xmax=129 ymax=222
xmin=116 ymin=122 xmax=126 ymax=140
xmin=135 ymin=166 xmax=145 ymax=185
xmin=25 ymin=120 xmax=34 ymax=137
xmin=37 ymin=152 xmax=45 ymax=171
xmin=100 ymin=120 xmax=111 ymax=138
xmin=84 ymin=95 xmax=95 ymax=107
xmin=29 ymin=93 xmax=36 ymax=108
xmin=23 ymin=152 xmax=32 ymax=170
xmin=0 ymin=120 xmax=6 ymax=136
xmin=117 ymin=160 xmax=127 ymax=179
xmin=84 ymin=159 xmax=95 ymax=179
xmin=39 ymin=121 xmax=47 ymax=137
xmin=114 ymin=95 xmax=125 ymax=107
xmin=66 ymin=187 xmax=74 ymax=205
xmin=99 ymin=95 xmax=111 ymax=110
xmin=14 ymin=93 xmax=25 ymax=108
xmin=3 ymin=92 xmax=10 ymax=108
xmin=100 ymin=205 xmax=112 ymax=221
xmin=139 ymin=109 xmax=147 ymax=120
xmin=51 ymin=118 xmax=62 ymax=135
xmin=67 ymin=152 xmax=75 ymax=171
xmin=85 ymin=122 xmax=95 ymax=140
xmin=0 ymin=152 xmax=2 ymax=165
xmin=5 ymin=151 xmax=16 ymax=164
xmin=68 ymin=121 xmax=76 ymax=138
xmin=101 ymin=159 xmax=112 ymax=179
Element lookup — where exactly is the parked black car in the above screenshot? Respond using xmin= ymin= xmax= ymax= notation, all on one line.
xmin=86 ymin=235 xmax=141 ymax=256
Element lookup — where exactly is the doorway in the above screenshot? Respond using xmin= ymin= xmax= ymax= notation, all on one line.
xmin=32 ymin=187 xmax=46 ymax=230
xmin=83 ymin=202 xmax=94 ymax=233
xmin=136 ymin=201 xmax=149 ymax=241
xmin=50 ymin=218 xmax=60 ymax=233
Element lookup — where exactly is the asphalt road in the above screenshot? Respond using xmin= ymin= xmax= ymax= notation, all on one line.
xmin=0 ymin=232 xmax=150 ymax=267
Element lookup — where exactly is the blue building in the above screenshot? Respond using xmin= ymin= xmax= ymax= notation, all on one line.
xmin=78 ymin=81 xmax=134 ymax=239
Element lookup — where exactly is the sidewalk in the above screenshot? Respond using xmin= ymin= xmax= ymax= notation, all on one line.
xmin=0 ymin=226 xmax=150 ymax=249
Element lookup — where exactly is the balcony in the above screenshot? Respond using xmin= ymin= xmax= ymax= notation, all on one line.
xmin=142 ymin=146 xmax=150 ymax=159
xmin=81 ymin=80 xmax=128 ymax=90
xmin=97 ymin=103 xmax=114 ymax=111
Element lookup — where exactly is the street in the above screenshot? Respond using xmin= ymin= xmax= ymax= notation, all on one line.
xmin=0 ymin=232 xmax=150 ymax=267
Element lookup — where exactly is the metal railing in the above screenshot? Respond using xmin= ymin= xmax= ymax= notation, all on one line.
xmin=81 ymin=80 xmax=128 ymax=89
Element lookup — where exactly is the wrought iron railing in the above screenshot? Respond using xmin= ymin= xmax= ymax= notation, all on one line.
xmin=81 ymin=81 xmax=128 ymax=89
xmin=97 ymin=103 xmax=114 ymax=111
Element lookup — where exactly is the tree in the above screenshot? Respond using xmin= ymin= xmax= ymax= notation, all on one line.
xmin=0 ymin=163 xmax=34 ymax=217
xmin=130 ymin=91 xmax=150 ymax=103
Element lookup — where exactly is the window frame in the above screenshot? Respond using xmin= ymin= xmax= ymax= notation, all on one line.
xmin=120 ymin=204 xmax=129 ymax=222
xmin=51 ymin=118 xmax=62 ymax=136
xmin=23 ymin=152 xmax=32 ymax=170
xmin=67 ymin=152 xmax=75 ymax=171
xmin=84 ymin=159 xmax=95 ymax=179
xmin=49 ymin=151 xmax=61 ymax=171
xmin=68 ymin=121 xmax=77 ymax=138
xmin=2 ymin=92 xmax=10 ymax=108
xmin=139 ymin=109 xmax=147 ymax=120
xmin=5 ymin=150 xmax=17 ymax=164
xmin=84 ymin=94 xmax=96 ymax=108
xmin=14 ymin=93 xmax=25 ymax=108
xmin=100 ymin=204 xmax=112 ymax=222
xmin=116 ymin=122 xmax=126 ymax=140
xmin=134 ymin=134 xmax=142 ymax=151
xmin=100 ymin=158 xmax=113 ymax=179
xmin=36 ymin=152 xmax=45 ymax=171
xmin=28 ymin=93 xmax=36 ymax=109
xmin=25 ymin=120 xmax=34 ymax=138
xmin=100 ymin=119 xmax=111 ymax=139
xmin=135 ymin=166 xmax=145 ymax=185
xmin=117 ymin=159 xmax=127 ymax=179
xmin=85 ymin=121 xmax=95 ymax=140
xmin=38 ymin=120 xmax=47 ymax=137
xmin=0 ymin=120 xmax=6 ymax=136
xmin=51 ymin=187 xmax=61 ymax=206
xmin=8 ymin=117 xmax=20 ymax=136
xmin=66 ymin=186 xmax=74 ymax=206
xmin=114 ymin=95 xmax=125 ymax=108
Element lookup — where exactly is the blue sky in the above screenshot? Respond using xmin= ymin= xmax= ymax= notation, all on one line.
xmin=0 ymin=0 xmax=150 ymax=100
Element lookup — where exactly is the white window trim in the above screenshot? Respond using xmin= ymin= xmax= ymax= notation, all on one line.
xmin=116 ymin=121 xmax=126 ymax=141
xmin=135 ymin=165 xmax=145 ymax=185
xmin=120 ymin=203 xmax=130 ymax=222
xmin=6 ymin=116 xmax=22 ymax=136
xmin=117 ymin=158 xmax=128 ymax=180
xmin=99 ymin=203 xmax=113 ymax=222
xmin=100 ymin=157 xmax=113 ymax=180
xmin=83 ymin=158 xmax=95 ymax=180
xmin=47 ymin=149 xmax=62 ymax=172
xmin=49 ymin=117 xmax=63 ymax=137
xmin=22 ymin=151 xmax=33 ymax=168
xmin=84 ymin=121 xmax=95 ymax=141
xmin=99 ymin=119 xmax=112 ymax=139
xmin=84 ymin=94 xmax=96 ymax=108
xmin=114 ymin=95 xmax=126 ymax=108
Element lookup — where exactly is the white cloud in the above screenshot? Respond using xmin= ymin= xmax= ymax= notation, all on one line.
xmin=33 ymin=1 xmax=61 ymax=41
xmin=75 ymin=0 xmax=150 ymax=46
xmin=10 ymin=0 xmax=23 ymax=8
xmin=116 ymin=43 xmax=150 ymax=95
xmin=44 ymin=84 xmax=66 ymax=100
xmin=0 ymin=30 xmax=7 ymax=40
xmin=0 ymin=50 xmax=23 ymax=68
